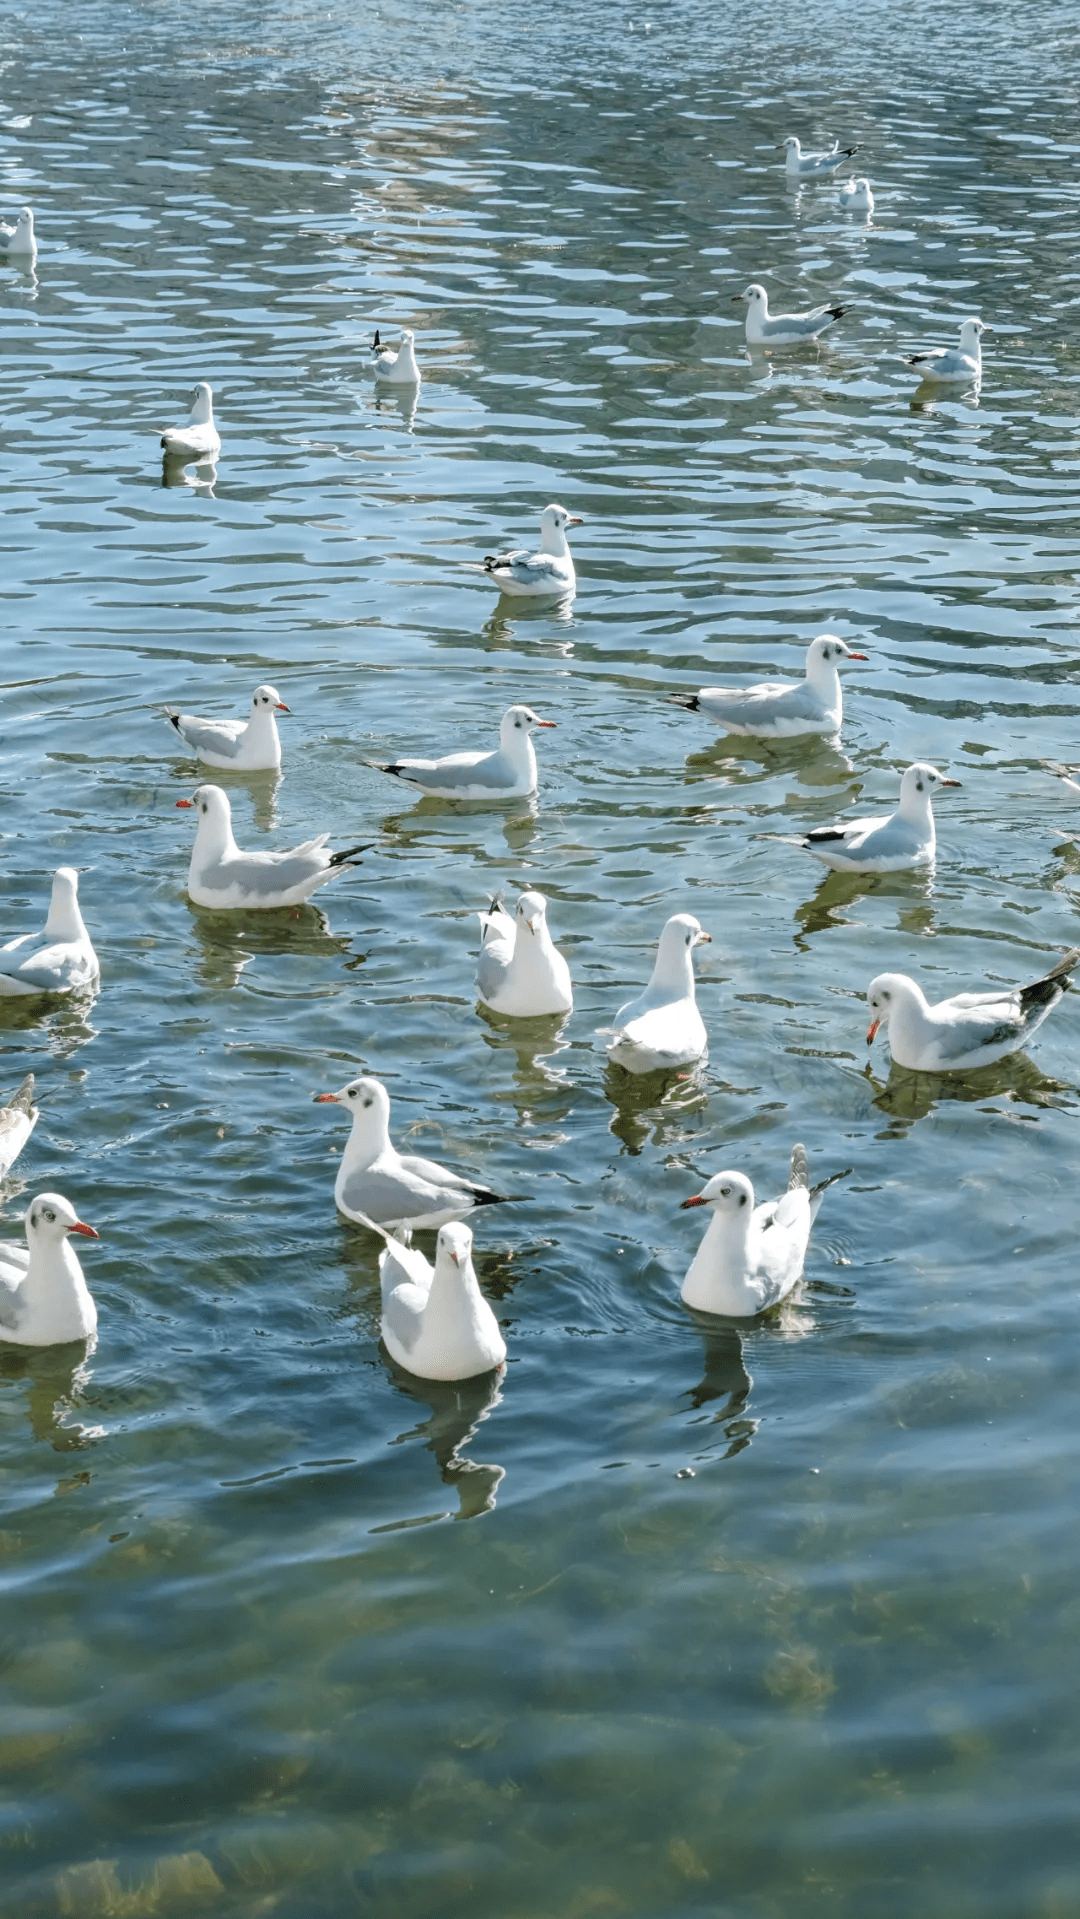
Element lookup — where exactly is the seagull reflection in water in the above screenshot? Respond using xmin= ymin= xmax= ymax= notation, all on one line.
xmin=0 ymin=983 xmax=99 ymax=1060
xmin=383 ymin=1363 xmax=507 ymax=1521
xmin=683 ymin=729 xmax=854 ymax=794
xmin=604 ymin=1057 xmax=709 ymax=1156
xmin=795 ymin=865 xmax=935 ymax=949
xmin=481 ymin=596 xmax=576 ymax=656
xmin=680 ymin=1324 xmax=758 ymax=1462
xmin=378 ymin=793 xmax=541 ymax=861
xmin=161 ymin=453 xmax=218 ymax=496
xmin=476 ymin=1001 xmax=575 ymax=1134
xmin=373 ymin=386 xmax=419 ymax=431
xmin=865 ymin=1049 xmax=1073 ymax=1135
xmin=183 ymin=899 xmax=354 ymax=991
xmin=0 ymin=1343 xmax=104 ymax=1452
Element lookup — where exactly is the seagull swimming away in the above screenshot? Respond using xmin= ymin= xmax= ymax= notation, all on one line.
xmin=602 ymin=914 xmax=711 ymax=1074
xmin=680 ymin=1144 xmax=841 ymax=1317
xmin=160 ymin=382 xmax=221 ymax=460
xmin=838 ymin=177 xmax=874 ymax=214
xmin=732 ymin=283 xmax=847 ymax=348
xmin=163 ymin=684 xmax=289 ymax=772
xmin=314 ymin=1075 xmax=515 ymax=1230
xmin=176 ymin=784 xmax=367 ymax=909
xmin=866 ymin=948 xmax=1080 ymax=1073
xmin=481 ymin=504 xmax=582 ymax=599
xmin=0 ymin=1193 xmax=99 ymax=1347
xmin=905 ymin=318 xmax=989 ymax=384
xmin=0 ymin=207 xmax=36 ymax=257
xmin=799 ymin=763 xmax=960 ymax=873
xmin=476 ymin=890 xmax=573 ymax=1017
xmin=0 ymin=869 xmax=100 ymax=997
xmin=370 ymin=327 xmax=421 ymax=384
xmin=779 ymin=135 xmax=858 ymax=180
xmin=672 ymin=635 xmax=867 ymax=739
xmin=371 ymin=704 xmax=555 ymax=801
xmin=0 ymin=1075 xmax=38 ymax=1178
xmin=361 ymin=1216 xmax=507 ymax=1380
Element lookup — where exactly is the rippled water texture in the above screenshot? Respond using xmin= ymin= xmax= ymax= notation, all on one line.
xmin=3 ymin=1 xmax=1080 ymax=1911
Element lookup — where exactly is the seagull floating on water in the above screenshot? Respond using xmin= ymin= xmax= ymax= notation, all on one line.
xmin=314 ymin=1075 xmax=514 ymax=1230
xmin=476 ymin=891 xmax=573 ymax=1018
xmin=0 ymin=1076 xmax=38 ymax=1177
xmin=370 ymin=327 xmax=421 ymax=384
xmin=176 ymin=784 xmax=367 ymax=909
xmin=0 ymin=869 xmax=99 ymax=997
xmin=681 ymin=1144 xmax=841 ymax=1317
xmin=779 ymin=136 xmax=858 ymax=181
xmin=160 ymin=382 xmax=221 ymax=460
xmin=366 ymin=1217 xmax=507 ymax=1380
xmin=672 ymin=635 xmax=867 ymax=739
xmin=371 ymin=705 xmax=555 ymax=801
xmin=602 ymin=914 xmax=711 ymax=1074
xmin=866 ymin=948 xmax=1080 ymax=1072
xmin=799 ymin=763 xmax=959 ymax=873
xmin=0 ymin=207 xmax=36 ymax=257
xmin=732 ymin=283 xmax=847 ymax=348
xmin=838 ymin=177 xmax=874 ymax=215
xmin=481 ymin=504 xmax=582 ymax=600
xmin=904 ymin=318 xmax=989 ymax=385
xmin=0 ymin=1194 xmax=98 ymax=1347
xmin=164 ymin=684 xmax=289 ymax=773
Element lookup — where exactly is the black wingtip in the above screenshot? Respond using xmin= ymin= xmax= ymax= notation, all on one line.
xmin=811 ymin=1166 xmax=852 ymax=1200
xmin=670 ymin=694 xmax=701 ymax=712
xmin=482 ymin=555 xmax=499 ymax=572
xmin=373 ymin=329 xmax=380 ymax=348
xmin=328 ymin=841 xmax=372 ymax=869
xmin=471 ymin=1189 xmax=525 ymax=1208
xmin=828 ymin=306 xmax=846 ymax=321
xmin=168 ymin=713 xmax=182 ymax=733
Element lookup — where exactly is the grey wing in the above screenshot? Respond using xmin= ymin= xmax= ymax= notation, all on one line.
xmin=484 ymin=545 xmax=528 ymax=572
xmin=382 ymin=1279 xmax=427 ymax=1354
xmin=217 ymin=847 xmax=328 ymax=897
xmin=476 ymin=933 xmax=513 ymax=1002
xmin=4 ymin=1074 xmax=36 ymax=1117
xmin=0 ymin=1268 xmax=24 ymax=1331
xmin=397 ymin=1152 xmax=487 ymax=1198
xmin=0 ymin=939 xmax=74 ymax=991
xmin=933 ymin=1007 xmax=1024 ymax=1060
xmin=507 ymin=554 xmax=564 ymax=585
xmin=403 ymin=751 xmax=507 ymax=793
xmin=340 ymin=1160 xmax=449 ymax=1224
xmin=175 ymin=717 xmax=244 ymax=760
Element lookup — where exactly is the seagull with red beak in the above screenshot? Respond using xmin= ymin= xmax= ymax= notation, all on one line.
xmin=163 ymin=683 xmax=290 ymax=772
xmin=314 ymin=1075 xmax=515 ymax=1231
xmin=799 ymin=763 xmax=961 ymax=873
xmin=680 ymin=1146 xmax=844 ymax=1318
xmin=0 ymin=1193 xmax=99 ymax=1346
xmin=480 ymin=503 xmax=583 ymax=599
xmin=672 ymin=635 xmax=867 ymax=740
xmin=370 ymin=704 xmax=555 ymax=801
xmin=475 ymin=890 xmax=573 ymax=1017
xmin=176 ymin=784 xmax=367 ymax=909
xmin=865 ymin=948 xmax=1080 ymax=1072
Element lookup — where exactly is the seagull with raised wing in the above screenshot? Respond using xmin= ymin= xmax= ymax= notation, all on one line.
xmin=0 ymin=207 xmax=36 ymax=257
xmin=481 ymin=504 xmax=582 ymax=599
xmin=369 ymin=327 xmax=421 ymax=384
xmin=371 ymin=704 xmax=555 ymax=800
xmin=0 ymin=1076 xmax=38 ymax=1177
xmin=838 ymin=177 xmax=874 ymax=215
xmin=0 ymin=869 xmax=99 ymax=997
xmin=160 ymin=382 xmax=220 ymax=459
xmin=163 ymin=683 xmax=289 ymax=772
xmin=176 ymin=785 xmax=367 ymax=908
xmin=779 ymin=135 xmax=858 ymax=180
xmin=799 ymin=763 xmax=959 ymax=873
xmin=732 ymin=283 xmax=848 ymax=347
xmin=0 ymin=1193 xmax=99 ymax=1346
xmin=672 ymin=635 xmax=866 ymax=739
xmin=314 ymin=1075 xmax=515 ymax=1230
xmin=476 ymin=891 xmax=573 ymax=1017
xmin=680 ymin=1144 xmax=840 ymax=1317
xmin=905 ymin=318 xmax=989 ymax=384
xmin=602 ymin=914 xmax=711 ymax=1073
xmin=866 ymin=948 xmax=1080 ymax=1072
xmin=358 ymin=1216 xmax=507 ymax=1380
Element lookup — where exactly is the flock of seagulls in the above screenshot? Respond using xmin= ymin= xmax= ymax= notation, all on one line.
xmin=0 ymin=134 xmax=1065 ymax=1379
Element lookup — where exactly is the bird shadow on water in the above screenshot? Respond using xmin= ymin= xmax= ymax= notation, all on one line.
xmin=183 ymin=900 xmax=354 ymax=990
xmin=0 ymin=986 xmax=99 ymax=1058
xmin=377 ymin=794 xmax=540 ymax=858
xmin=604 ymin=1059 xmax=710 ymax=1155
xmin=683 ymin=731 xmax=854 ymax=794
xmin=0 ymin=1343 xmax=103 ymax=1453
xmin=795 ymin=867 xmax=936 ymax=948
xmin=864 ymin=1052 xmax=1075 ymax=1139
xmin=375 ymin=1363 xmax=508 ymax=1524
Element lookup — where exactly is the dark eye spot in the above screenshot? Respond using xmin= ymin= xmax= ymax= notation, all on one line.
xmin=348 ymin=1089 xmax=356 ymax=1099
xmin=30 ymin=1213 xmax=37 ymax=1229
xmin=916 ymin=781 xmax=923 ymax=791
xmin=739 ymin=1194 xmax=747 ymax=1206
xmin=720 ymin=1186 xmax=731 ymax=1198
xmin=363 ymin=1097 xmax=373 ymax=1108
xmin=44 ymin=1208 xmax=55 ymax=1222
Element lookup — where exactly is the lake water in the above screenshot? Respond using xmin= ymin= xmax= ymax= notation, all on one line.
xmin=3 ymin=1 xmax=1080 ymax=1912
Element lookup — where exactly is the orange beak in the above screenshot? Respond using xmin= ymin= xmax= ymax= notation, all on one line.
xmin=847 ymin=651 xmax=868 ymax=661
xmin=680 ymin=1194 xmax=707 ymax=1210
xmin=69 ymin=1221 xmax=98 ymax=1238
xmin=313 ymin=1092 xmax=340 ymax=1103
xmin=940 ymin=778 xmax=962 ymax=788
xmin=536 ymin=719 xmax=557 ymax=728
xmin=866 ymin=1018 xmax=880 ymax=1045
xmin=276 ymin=701 xmax=291 ymax=713
xmin=566 ymin=516 xmax=584 ymax=526
xmin=176 ymin=798 xmax=193 ymax=809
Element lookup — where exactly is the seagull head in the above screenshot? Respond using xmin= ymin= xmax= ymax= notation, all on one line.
xmin=313 ymin=1074 xmax=391 ymax=1138
xmin=515 ymin=889 xmax=548 ymax=936
xmin=806 ymin=634 xmax=868 ymax=675
xmin=435 ymin=1221 xmax=474 ymax=1270
xmin=778 ymin=136 xmax=801 ymax=155
xmin=681 ymin=1170 xmax=754 ymax=1216
xmin=45 ymin=867 xmax=87 ymax=941
xmin=652 ymin=913 xmax=711 ymax=986
xmin=732 ymin=283 xmax=767 ymax=310
xmin=26 ymin=1192 xmax=98 ymax=1245
xmin=959 ymin=318 xmax=989 ymax=347
xmin=865 ymin=971 xmax=921 ymax=1044
xmin=500 ymin=704 xmax=557 ymax=746
xmin=400 ymin=328 xmax=415 ymax=344
xmin=540 ymin=503 xmax=583 ymax=536
xmin=898 ymin=763 xmax=961 ymax=814
xmin=189 ymin=382 xmax=214 ymax=423
xmin=175 ymin=783 xmax=233 ymax=835
xmin=252 ymin=683 xmax=290 ymax=715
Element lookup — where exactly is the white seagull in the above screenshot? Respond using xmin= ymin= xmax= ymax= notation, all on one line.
xmin=0 ymin=869 xmax=100 ymax=997
xmin=0 ymin=1193 xmax=99 ymax=1347
xmin=481 ymin=504 xmax=582 ymax=600
xmin=732 ymin=283 xmax=848 ymax=348
xmin=680 ymin=1144 xmax=837 ymax=1317
xmin=866 ymin=948 xmax=1080 ymax=1073
xmin=367 ymin=1218 xmax=507 ymax=1380
xmin=370 ymin=327 xmax=421 ymax=384
xmin=176 ymin=784 xmax=367 ymax=909
xmin=371 ymin=704 xmax=555 ymax=801
xmin=905 ymin=318 xmax=989 ymax=385
xmin=603 ymin=914 xmax=711 ymax=1074
xmin=0 ymin=1076 xmax=38 ymax=1177
xmin=164 ymin=684 xmax=289 ymax=773
xmin=0 ymin=207 xmax=36 ymax=257
xmin=314 ymin=1076 xmax=513 ymax=1231
xmin=779 ymin=135 xmax=858 ymax=180
xmin=838 ymin=177 xmax=874 ymax=215
xmin=800 ymin=763 xmax=960 ymax=873
xmin=160 ymin=382 xmax=221 ymax=460
xmin=476 ymin=891 xmax=573 ymax=1017
xmin=672 ymin=635 xmax=866 ymax=739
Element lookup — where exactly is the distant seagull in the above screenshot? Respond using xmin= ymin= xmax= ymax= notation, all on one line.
xmin=314 ymin=1075 xmax=514 ymax=1230
xmin=799 ymin=763 xmax=960 ymax=873
xmin=0 ymin=207 xmax=35 ymax=257
xmin=371 ymin=704 xmax=555 ymax=801
xmin=905 ymin=318 xmax=989 ymax=384
xmin=680 ymin=1144 xmax=843 ymax=1317
xmin=866 ymin=948 xmax=1080 ymax=1072
xmin=476 ymin=891 xmax=573 ymax=1017
xmin=838 ymin=177 xmax=874 ymax=215
xmin=0 ymin=1075 xmax=38 ymax=1178
xmin=601 ymin=914 xmax=711 ymax=1074
xmin=732 ymin=283 xmax=847 ymax=348
xmin=163 ymin=684 xmax=289 ymax=773
xmin=175 ymin=784 xmax=367 ymax=909
xmin=671 ymin=635 xmax=866 ymax=739
xmin=370 ymin=327 xmax=421 ymax=384
xmin=0 ymin=1193 xmax=99 ymax=1347
xmin=779 ymin=135 xmax=858 ymax=180
xmin=0 ymin=869 xmax=99 ymax=997
xmin=481 ymin=504 xmax=582 ymax=599
xmin=160 ymin=382 xmax=220 ymax=460
xmin=372 ymin=1218 xmax=507 ymax=1380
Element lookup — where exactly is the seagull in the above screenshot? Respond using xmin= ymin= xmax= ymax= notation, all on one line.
xmin=160 ymin=382 xmax=221 ymax=460
xmin=370 ymin=327 xmax=421 ymax=384
xmin=0 ymin=207 xmax=36 ymax=257
xmin=163 ymin=684 xmax=289 ymax=773
xmin=866 ymin=948 xmax=1080 ymax=1073
xmin=175 ymin=784 xmax=367 ymax=909
xmin=0 ymin=1076 xmax=38 ymax=1178
xmin=680 ymin=1144 xmax=839 ymax=1317
xmin=602 ymin=914 xmax=711 ymax=1074
xmin=0 ymin=869 xmax=100 ymax=997
xmin=360 ymin=1217 xmax=507 ymax=1380
xmin=732 ymin=283 xmax=848 ymax=348
xmin=314 ymin=1075 xmax=515 ymax=1230
xmin=476 ymin=891 xmax=573 ymax=1017
xmin=481 ymin=504 xmax=582 ymax=600
xmin=904 ymin=318 xmax=989 ymax=384
xmin=779 ymin=135 xmax=858 ymax=180
xmin=838 ymin=177 xmax=874 ymax=214
xmin=371 ymin=704 xmax=555 ymax=801
xmin=0 ymin=1193 xmax=99 ymax=1347
xmin=671 ymin=635 xmax=867 ymax=739
xmin=799 ymin=763 xmax=960 ymax=873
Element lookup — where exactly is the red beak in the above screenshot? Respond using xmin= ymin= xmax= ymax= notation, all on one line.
xmin=846 ymin=651 xmax=868 ymax=661
xmin=566 ymin=516 xmax=584 ymax=526
xmin=313 ymin=1092 xmax=340 ymax=1103
xmin=680 ymin=1195 xmax=707 ymax=1210
xmin=940 ymin=778 xmax=962 ymax=788
xmin=276 ymin=702 xmax=290 ymax=712
xmin=866 ymin=1019 xmax=880 ymax=1045
xmin=176 ymin=798 xmax=193 ymax=809
xmin=536 ymin=719 xmax=557 ymax=728
xmin=69 ymin=1221 xmax=98 ymax=1238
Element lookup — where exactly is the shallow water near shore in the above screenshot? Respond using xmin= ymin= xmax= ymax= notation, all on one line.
xmin=3 ymin=1 xmax=1080 ymax=1912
